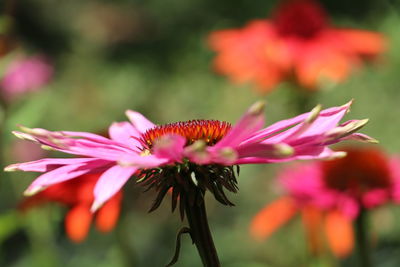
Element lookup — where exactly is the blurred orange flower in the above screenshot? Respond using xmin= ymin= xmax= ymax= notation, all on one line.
xmin=20 ymin=173 xmax=122 ymax=243
xmin=208 ymin=0 xmax=386 ymax=93
xmin=250 ymin=147 xmax=400 ymax=258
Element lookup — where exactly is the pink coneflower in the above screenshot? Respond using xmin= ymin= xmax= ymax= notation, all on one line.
xmin=6 ymin=101 xmax=373 ymax=265
xmin=208 ymin=0 xmax=386 ymax=93
xmin=251 ymin=146 xmax=400 ymax=258
xmin=1 ymin=55 xmax=53 ymax=100
xmin=20 ymin=173 xmax=122 ymax=243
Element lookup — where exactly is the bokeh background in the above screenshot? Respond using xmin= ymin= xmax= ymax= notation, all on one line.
xmin=1 ymin=0 xmax=400 ymax=266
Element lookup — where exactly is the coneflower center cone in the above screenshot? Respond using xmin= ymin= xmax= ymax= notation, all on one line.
xmin=140 ymin=120 xmax=231 ymax=149
xmin=274 ymin=0 xmax=328 ymax=39
xmin=322 ymin=148 xmax=392 ymax=199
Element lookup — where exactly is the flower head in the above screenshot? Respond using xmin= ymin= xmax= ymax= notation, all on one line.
xmin=1 ymin=55 xmax=53 ymax=100
xmin=20 ymin=173 xmax=122 ymax=243
xmin=208 ymin=0 xmax=386 ymax=93
xmin=250 ymin=146 xmax=400 ymax=257
xmin=6 ymin=101 xmax=373 ymax=217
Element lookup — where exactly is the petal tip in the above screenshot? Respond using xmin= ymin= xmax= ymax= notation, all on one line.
xmin=248 ymin=101 xmax=266 ymax=116
xmin=325 ymin=151 xmax=348 ymax=160
xmin=305 ymin=104 xmax=322 ymax=123
xmin=12 ymin=131 xmax=37 ymax=142
xmin=186 ymin=140 xmax=206 ymax=152
xmin=40 ymin=145 xmax=56 ymax=151
xmin=4 ymin=164 xmax=18 ymax=172
xmin=343 ymin=99 xmax=354 ymax=113
xmin=274 ymin=143 xmax=294 ymax=157
xmin=24 ymin=186 xmax=45 ymax=196
xmin=366 ymin=137 xmax=379 ymax=144
xmin=217 ymin=147 xmax=238 ymax=164
xmin=91 ymin=201 xmax=102 ymax=213
xmin=18 ymin=125 xmax=47 ymax=136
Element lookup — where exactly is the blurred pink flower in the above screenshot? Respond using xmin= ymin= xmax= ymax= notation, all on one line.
xmin=251 ymin=146 xmax=400 ymax=257
xmin=208 ymin=0 xmax=386 ymax=93
xmin=6 ymin=101 xmax=373 ymax=212
xmin=1 ymin=55 xmax=53 ymax=99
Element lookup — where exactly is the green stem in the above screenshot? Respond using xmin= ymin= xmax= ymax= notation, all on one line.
xmin=355 ymin=209 xmax=373 ymax=267
xmin=184 ymin=196 xmax=220 ymax=267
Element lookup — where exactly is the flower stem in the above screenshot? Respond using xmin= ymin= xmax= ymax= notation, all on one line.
xmin=184 ymin=195 xmax=221 ymax=267
xmin=355 ymin=209 xmax=372 ymax=267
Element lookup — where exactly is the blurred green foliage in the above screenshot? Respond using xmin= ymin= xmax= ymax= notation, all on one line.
xmin=1 ymin=0 xmax=400 ymax=266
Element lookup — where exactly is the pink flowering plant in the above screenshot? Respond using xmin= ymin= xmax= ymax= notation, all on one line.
xmin=1 ymin=55 xmax=53 ymax=101
xmin=5 ymin=100 xmax=375 ymax=266
xmin=251 ymin=146 xmax=400 ymax=265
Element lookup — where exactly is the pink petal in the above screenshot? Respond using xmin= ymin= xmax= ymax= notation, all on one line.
xmin=241 ymin=101 xmax=352 ymax=146
xmin=25 ymin=160 xmax=111 ymax=195
xmin=152 ymin=134 xmax=186 ymax=162
xmin=184 ymin=141 xmax=213 ymax=165
xmin=5 ymin=158 xmax=109 ymax=172
xmin=215 ymin=101 xmax=265 ymax=148
xmin=285 ymin=106 xmax=348 ymax=144
xmin=236 ymin=143 xmax=293 ymax=158
xmin=337 ymin=196 xmax=359 ymax=219
xmin=60 ymin=131 xmax=112 ymax=143
xmin=117 ymin=154 xmax=169 ymax=168
xmin=62 ymin=140 xmax=136 ymax=161
xmin=235 ymin=147 xmax=343 ymax=164
xmin=125 ymin=110 xmax=155 ymax=133
xmin=108 ymin=122 xmax=142 ymax=148
xmin=209 ymin=147 xmax=238 ymax=165
xmin=17 ymin=126 xmax=111 ymax=145
xmin=91 ymin=165 xmax=138 ymax=211
xmin=293 ymin=146 xmax=346 ymax=161
xmin=336 ymin=133 xmax=378 ymax=144
xmin=362 ymin=189 xmax=389 ymax=208
xmin=388 ymin=157 xmax=400 ymax=202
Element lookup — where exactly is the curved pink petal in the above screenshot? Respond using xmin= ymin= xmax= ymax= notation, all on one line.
xmin=362 ymin=189 xmax=389 ymax=208
xmin=25 ymin=159 xmax=112 ymax=195
xmin=61 ymin=141 xmax=137 ymax=161
xmin=335 ymin=133 xmax=378 ymax=144
xmin=13 ymin=127 xmax=136 ymax=158
xmin=209 ymin=147 xmax=238 ymax=165
xmin=241 ymin=101 xmax=352 ymax=146
xmin=184 ymin=141 xmax=215 ymax=165
xmin=236 ymin=143 xmax=293 ymax=159
xmin=293 ymin=146 xmax=345 ymax=161
xmin=60 ymin=131 xmax=112 ymax=143
xmin=336 ymin=196 xmax=359 ymax=219
xmin=215 ymin=102 xmax=265 ymax=148
xmin=388 ymin=157 xmax=400 ymax=202
xmin=117 ymin=154 xmax=169 ymax=168
xmin=109 ymin=122 xmax=142 ymax=148
xmin=235 ymin=147 xmax=342 ymax=164
xmin=5 ymin=158 xmax=109 ymax=172
xmin=125 ymin=110 xmax=155 ymax=133
xmin=285 ymin=106 xmax=348 ymax=144
xmin=152 ymin=134 xmax=186 ymax=162
xmin=91 ymin=165 xmax=138 ymax=211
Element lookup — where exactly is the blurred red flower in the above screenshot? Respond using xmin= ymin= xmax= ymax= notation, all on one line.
xmin=20 ymin=173 xmax=122 ymax=243
xmin=250 ymin=146 xmax=400 ymax=257
xmin=208 ymin=0 xmax=386 ymax=93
